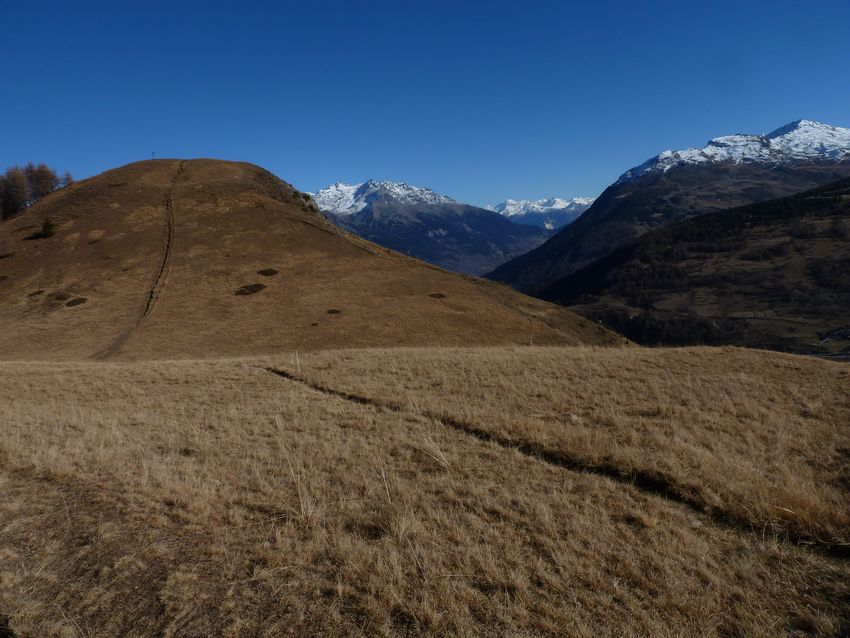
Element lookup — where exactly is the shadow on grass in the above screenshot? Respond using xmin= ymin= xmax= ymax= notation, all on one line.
xmin=0 ymin=615 xmax=17 ymax=638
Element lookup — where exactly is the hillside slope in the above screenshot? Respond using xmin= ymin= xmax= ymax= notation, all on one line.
xmin=540 ymin=178 xmax=850 ymax=355
xmin=0 ymin=159 xmax=621 ymax=360
xmin=489 ymin=120 xmax=850 ymax=291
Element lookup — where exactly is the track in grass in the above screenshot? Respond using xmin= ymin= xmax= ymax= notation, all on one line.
xmin=265 ymin=366 xmax=850 ymax=560
xmin=94 ymin=162 xmax=185 ymax=359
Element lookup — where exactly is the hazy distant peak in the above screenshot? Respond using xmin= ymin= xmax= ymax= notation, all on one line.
xmin=486 ymin=197 xmax=595 ymax=217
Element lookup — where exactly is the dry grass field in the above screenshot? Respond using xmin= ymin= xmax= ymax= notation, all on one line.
xmin=267 ymin=346 xmax=850 ymax=551
xmin=1 ymin=347 xmax=848 ymax=637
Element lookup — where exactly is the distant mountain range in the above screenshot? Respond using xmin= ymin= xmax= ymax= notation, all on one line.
xmin=484 ymin=197 xmax=594 ymax=230
xmin=312 ymin=181 xmax=591 ymax=275
xmin=313 ymin=181 xmax=591 ymax=230
xmin=327 ymin=201 xmax=551 ymax=276
xmin=488 ymin=119 xmax=850 ymax=291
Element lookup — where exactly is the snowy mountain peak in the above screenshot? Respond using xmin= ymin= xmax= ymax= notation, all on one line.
xmin=312 ymin=180 xmax=456 ymax=215
xmin=767 ymin=119 xmax=835 ymax=139
xmin=618 ymin=119 xmax=850 ymax=184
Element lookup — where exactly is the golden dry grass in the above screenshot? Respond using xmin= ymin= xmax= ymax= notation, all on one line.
xmin=0 ymin=348 xmax=848 ymax=636
xmin=267 ymin=346 xmax=850 ymax=549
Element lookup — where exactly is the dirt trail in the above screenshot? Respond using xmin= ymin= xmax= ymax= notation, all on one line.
xmin=94 ymin=162 xmax=185 ymax=359
xmin=265 ymin=366 xmax=850 ymax=561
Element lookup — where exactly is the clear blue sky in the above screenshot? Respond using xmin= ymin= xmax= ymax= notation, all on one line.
xmin=2 ymin=0 xmax=849 ymax=205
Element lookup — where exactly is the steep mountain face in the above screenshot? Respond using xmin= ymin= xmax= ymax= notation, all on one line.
xmin=540 ymin=178 xmax=850 ymax=356
xmin=485 ymin=197 xmax=594 ymax=230
xmin=488 ymin=120 xmax=850 ymax=291
xmin=314 ymin=180 xmax=550 ymax=275
xmin=0 ymin=160 xmax=622 ymax=360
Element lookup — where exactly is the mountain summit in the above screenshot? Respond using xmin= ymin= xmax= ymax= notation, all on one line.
xmin=618 ymin=119 xmax=850 ymax=183
xmin=312 ymin=180 xmax=456 ymax=215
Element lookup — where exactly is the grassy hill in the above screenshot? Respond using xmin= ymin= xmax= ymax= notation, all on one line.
xmin=0 ymin=159 xmax=621 ymax=360
xmin=1 ymin=347 xmax=848 ymax=636
xmin=541 ymin=178 xmax=850 ymax=355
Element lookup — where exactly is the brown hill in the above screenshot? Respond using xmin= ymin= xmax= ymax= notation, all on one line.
xmin=0 ymin=159 xmax=621 ymax=360
xmin=540 ymin=178 xmax=850 ymax=355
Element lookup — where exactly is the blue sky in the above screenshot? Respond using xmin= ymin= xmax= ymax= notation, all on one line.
xmin=2 ymin=0 xmax=849 ymax=205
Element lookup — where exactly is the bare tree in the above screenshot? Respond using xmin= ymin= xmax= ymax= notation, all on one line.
xmin=0 ymin=163 xmax=71 ymax=219
xmin=0 ymin=167 xmax=29 ymax=219
xmin=24 ymin=163 xmax=60 ymax=203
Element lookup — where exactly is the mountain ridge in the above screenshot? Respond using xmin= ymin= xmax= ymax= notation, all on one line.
xmin=488 ymin=119 xmax=850 ymax=292
xmin=617 ymin=119 xmax=850 ymax=184
xmin=327 ymin=200 xmax=551 ymax=275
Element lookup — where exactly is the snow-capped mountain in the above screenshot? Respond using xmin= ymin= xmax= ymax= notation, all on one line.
xmin=487 ymin=197 xmax=595 ymax=217
xmin=312 ymin=180 xmax=456 ymax=215
xmin=311 ymin=179 xmax=551 ymax=275
xmin=490 ymin=119 xmax=850 ymax=291
xmin=618 ymin=120 xmax=850 ymax=184
xmin=486 ymin=197 xmax=595 ymax=230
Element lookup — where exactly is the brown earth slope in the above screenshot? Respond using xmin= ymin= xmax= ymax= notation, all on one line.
xmin=0 ymin=159 xmax=622 ymax=360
